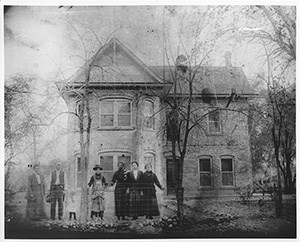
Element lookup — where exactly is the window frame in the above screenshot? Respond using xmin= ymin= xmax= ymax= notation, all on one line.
xmin=99 ymin=98 xmax=132 ymax=128
xmin=99 ymin=152 xmax=132 ymax=182
xmin=207 ymin=108 xmax=222 ymax=134
xmin=143 ymin=99 xmax=155 ymax=130
xmin=143 ymin=152 xmax=156 ymax=170
xmin=220 ymin=156 xmax=235 ymax=187
xmin=198 ymin=156 xmax=213 ymax=188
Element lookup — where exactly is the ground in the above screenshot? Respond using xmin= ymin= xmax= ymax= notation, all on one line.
xmin=5 ymin=192 xmax=296 ymax=239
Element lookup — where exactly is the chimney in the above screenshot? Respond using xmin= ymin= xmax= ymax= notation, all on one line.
xmin=225 ymin=51 xmax=233 ymax=68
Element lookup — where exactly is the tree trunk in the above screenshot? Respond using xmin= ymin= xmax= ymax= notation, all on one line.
xmin=83 ymin=97 xmax=92 ymax=222
xmin=80 ymin=160 xmax=88 ymax=223
xmin=292 ymin=174 xmax=296 ymax=193
xmin=176 ymin=157 xmax=184 ymax=224
xmin=273 ymin=135 xmax=283 ymax=217
xmin=79 ymin=99 xmax=88 ymax=223
xmin=285 ymin=155 xmax=293 ymax=194
xmin=176 ymin=186 xmax=184 ymax=223
xmin=283 ymin=172 xmax=288 ymax=194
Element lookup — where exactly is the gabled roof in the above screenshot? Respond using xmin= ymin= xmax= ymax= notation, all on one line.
xmin=65 ymin=37 xmax=164 ymax=84
xmin=62 ymin=38 xmax=256 ymax=97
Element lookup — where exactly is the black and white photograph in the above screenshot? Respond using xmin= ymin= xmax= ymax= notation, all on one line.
xmin=3 ymin=2 xmax=296 ymax=239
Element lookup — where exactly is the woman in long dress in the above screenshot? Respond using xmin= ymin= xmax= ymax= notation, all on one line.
xmin=25 ymin=163 xmax=46 ymax=220
xmin=88 ymin=165 xmax=107 ymax=220
xmin=140 ymin=163 xmax=164 ymax=219
xmin=126 ymin=161 xmax=143 ymax=220
xmin=110 ymin=161 xmax=128 ymax=220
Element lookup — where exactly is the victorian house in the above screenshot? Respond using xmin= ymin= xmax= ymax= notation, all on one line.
xmin=58 ymin=38 xmax=256 ymax=215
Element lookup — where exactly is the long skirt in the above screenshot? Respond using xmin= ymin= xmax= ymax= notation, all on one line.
xmin=114 ymin=187 xmax=128 ymax=217
xmin=142 ymin=189 xmax=160 ymax=217
xmin=129 ymin=189 xmax=143 ymax=217
xmin=25 ymin=190 xmax=45 ymax=220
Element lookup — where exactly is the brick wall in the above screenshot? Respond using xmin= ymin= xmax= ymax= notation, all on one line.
xmin=64 ymin=89 xmax=253 ymax=217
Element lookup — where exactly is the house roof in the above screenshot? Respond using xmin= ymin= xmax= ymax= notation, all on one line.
xmin=65 ymin=37 xmax=164 ymax=84
xmin=149 ymin=66 xmax=256 ymax=96
xmin=62 ymin=38 xmax=256 ymax=97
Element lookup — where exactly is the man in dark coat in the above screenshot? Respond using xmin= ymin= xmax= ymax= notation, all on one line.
xmin=25 ymin=163 xmax=46 ymax=220
xmin=110 ymin=161 xmax=128 ymax=220
xmin=126 ymin=161 xmax=143 ymax=220
xmin=50 ymin=160 xmax=67 ymax=220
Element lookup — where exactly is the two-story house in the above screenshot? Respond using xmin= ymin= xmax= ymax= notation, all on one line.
xmin=57 ymin=38 xmax=255 ymax=216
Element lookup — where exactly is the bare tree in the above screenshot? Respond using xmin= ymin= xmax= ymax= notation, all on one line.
xmin=150 ymin=6 xmax=253 ymax=223
xmin=223 ymin=5 xmax=296 ymax=218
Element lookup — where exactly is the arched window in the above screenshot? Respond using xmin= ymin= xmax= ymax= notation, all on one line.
xmin=198 ymin=156 xmax=212 ymax=187
xmin=143 ymin=99 xmax=154 ymax=129
xmin=220 ymin=155 xmax=235 ymax=186
xmin=143 ymin=152 xmax=155 ymax=169
xmin=100 ymin=98 xmax=132 ymax=128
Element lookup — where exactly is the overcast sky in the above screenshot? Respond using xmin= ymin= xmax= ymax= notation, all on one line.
xmin=4 ymin=5 xmax=267 ymax=83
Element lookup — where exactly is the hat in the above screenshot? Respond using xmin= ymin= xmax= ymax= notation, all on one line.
xmin=93 ymin=165 xmax=103 ymax=171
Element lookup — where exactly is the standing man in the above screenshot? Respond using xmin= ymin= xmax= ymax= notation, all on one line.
xmin=50 ymin=160 xmax=67 ymax=220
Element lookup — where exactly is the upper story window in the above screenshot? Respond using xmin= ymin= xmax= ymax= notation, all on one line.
xmin=199 ymin=156 xmax=212 ymax=187
xmin=221 ymin=156 xmax=234 ymax=186
xmin=166 ymin=110 xmax=178 ymax=141
xmin=100 ymin=98 xmax=132 ymax=128
xmin=208 ymin=109 xmax=222 ymax=134
xmin=143 ymin=99 xmax=154 ymax=130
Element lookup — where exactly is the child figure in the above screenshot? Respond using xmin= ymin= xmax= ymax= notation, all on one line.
xmin=88 ymin=165 xmax=107 ymax=220
xmin=67 ymin=190 xmax=80 ymax=220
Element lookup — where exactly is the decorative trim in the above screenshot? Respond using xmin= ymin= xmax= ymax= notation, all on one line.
xmin=97 ymin=148 xmax=133 ymax=154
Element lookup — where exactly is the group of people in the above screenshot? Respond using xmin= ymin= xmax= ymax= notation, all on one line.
xmin=25 ymin=161 xmax=68 ymax=221
xmin=110 ymin=161 xmax=164 ymax=220
xmin=25 ymin=160 xmax=163 ymax=221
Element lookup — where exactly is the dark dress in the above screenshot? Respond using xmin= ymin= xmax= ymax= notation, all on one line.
xmin=25 ymin=172 xmax=46 ymax=220
xmin=127 ymin=170 xmax=143 ymax=218
xmin=140 ymin=171 xmax=163 ymax=217
xmin=111 ymin=168 xmax=128 ymax=218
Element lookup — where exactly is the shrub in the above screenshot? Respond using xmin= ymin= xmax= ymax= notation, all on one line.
xmin=235 ymin=185 xmax=253 ymax=204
